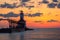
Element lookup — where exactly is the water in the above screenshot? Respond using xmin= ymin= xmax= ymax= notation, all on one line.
xmin=0 ymin=28 xmax=60 ymax=40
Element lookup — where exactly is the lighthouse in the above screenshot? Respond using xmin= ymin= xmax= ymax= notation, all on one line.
xmin=16 ymin=11 xmax=26 ymax=31
xmin=20 ymin=11 xmax=24 ymax=21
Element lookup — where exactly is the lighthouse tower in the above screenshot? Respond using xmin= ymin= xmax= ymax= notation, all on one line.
xmin=20 ymin=11 xmax=24 ymax=21
xmin=16 ymin=11 xmax=26 ymax=31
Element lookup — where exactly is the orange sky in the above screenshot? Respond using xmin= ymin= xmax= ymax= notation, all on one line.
xmin=0 ymin=0 xmax=60 ymax=28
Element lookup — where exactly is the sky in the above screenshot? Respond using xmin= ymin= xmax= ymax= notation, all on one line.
xmin=0 ymin=0 xmax=60 ymax=28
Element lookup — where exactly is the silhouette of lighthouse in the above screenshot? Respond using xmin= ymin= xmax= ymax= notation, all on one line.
xmin=20 ymin=11 xmax=24 ymax=21
xmin=16 ymin=11 xmax=26 ymax=31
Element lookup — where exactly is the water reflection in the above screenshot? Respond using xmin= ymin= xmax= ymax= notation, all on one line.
xmin=8 ymin=31 xmax=25 ymax=40
xmin=0 ymin=29 xmax=60 ymax=40
xmin=20 ymin=32 xmax=24 ymax=40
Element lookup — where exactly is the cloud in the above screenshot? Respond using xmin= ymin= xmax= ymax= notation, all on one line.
xmin=0 ymin=0 xmax=31 ymax=8
xmin=21 ymin=3 xmax=26 ymax=6
xmin=57 ymin=3 xmax=60 ymax=8
xmin=0 ymin=12 xmax=43 ymax=17
xmin=25 ymin=12 xmax=43 ymax=17
xmin=0 ymin=2 xmax=19 ymax=8
xmin=52 ymin=0 xmax=58 ymax=2
xmin=0 ymin=12 xmax=19 ymax=17
xmin=34 ymin=21 xmax=42 ymax=22
xmin=25 ymin=6 xmax=34 ymax=9
xmin=42 ymin=0 xmax=49 ymax=4
xmin=22 ymin=0 xmax=30 ymax=2
xmin=47 ymin=19 xmax=58 ymax=22
xmin=47 ymin=3 xmax=57 ymax=8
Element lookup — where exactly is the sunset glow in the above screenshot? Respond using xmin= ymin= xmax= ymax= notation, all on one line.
xmin=0 ymin=0 xmax=60 ymax=28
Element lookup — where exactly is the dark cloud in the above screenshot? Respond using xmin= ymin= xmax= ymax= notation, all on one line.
xmin=47 ymin=3 xmax=57 ymax=8
xmin=0 ymin=2 xmax=20 ymax=8
xmin=34 ymin=21 xmax=42 ymax=22
xmin=57 ymin=3 xmax=60 ymax=8
xmin=0 ymin=12 xmax=19 ymax=17
xmin=47 ymin=19 xmax=58 ymax=22
xmin=25 ymin=12 xmax=43 ymax=17
xmin=52 ymin=0 xmax=58 ymax=2
xmin=22 ymin=0 xmax=30 ymax=2
xmin=18 ymin=0 xmax=30 ymax=7
xmin=0 ymin=12 xmax=43 ymax=17
xmin=42 ymin=0 xmax=49 ymax=4
xmin=25 ymin=6 xmax=34 ymax=9
xmin=21 ymin=2 xmax=34 ymax=9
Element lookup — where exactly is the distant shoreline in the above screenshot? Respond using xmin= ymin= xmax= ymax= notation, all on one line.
xmin=0 ymin=28 xmax=34 ymax=33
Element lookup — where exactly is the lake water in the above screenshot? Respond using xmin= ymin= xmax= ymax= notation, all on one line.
xmin=0 ymin=28 xmax=60 ymax=40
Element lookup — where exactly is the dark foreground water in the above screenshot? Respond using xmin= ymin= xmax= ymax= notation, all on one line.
xmin=0 ymin=28 xmax=60 ymax=40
